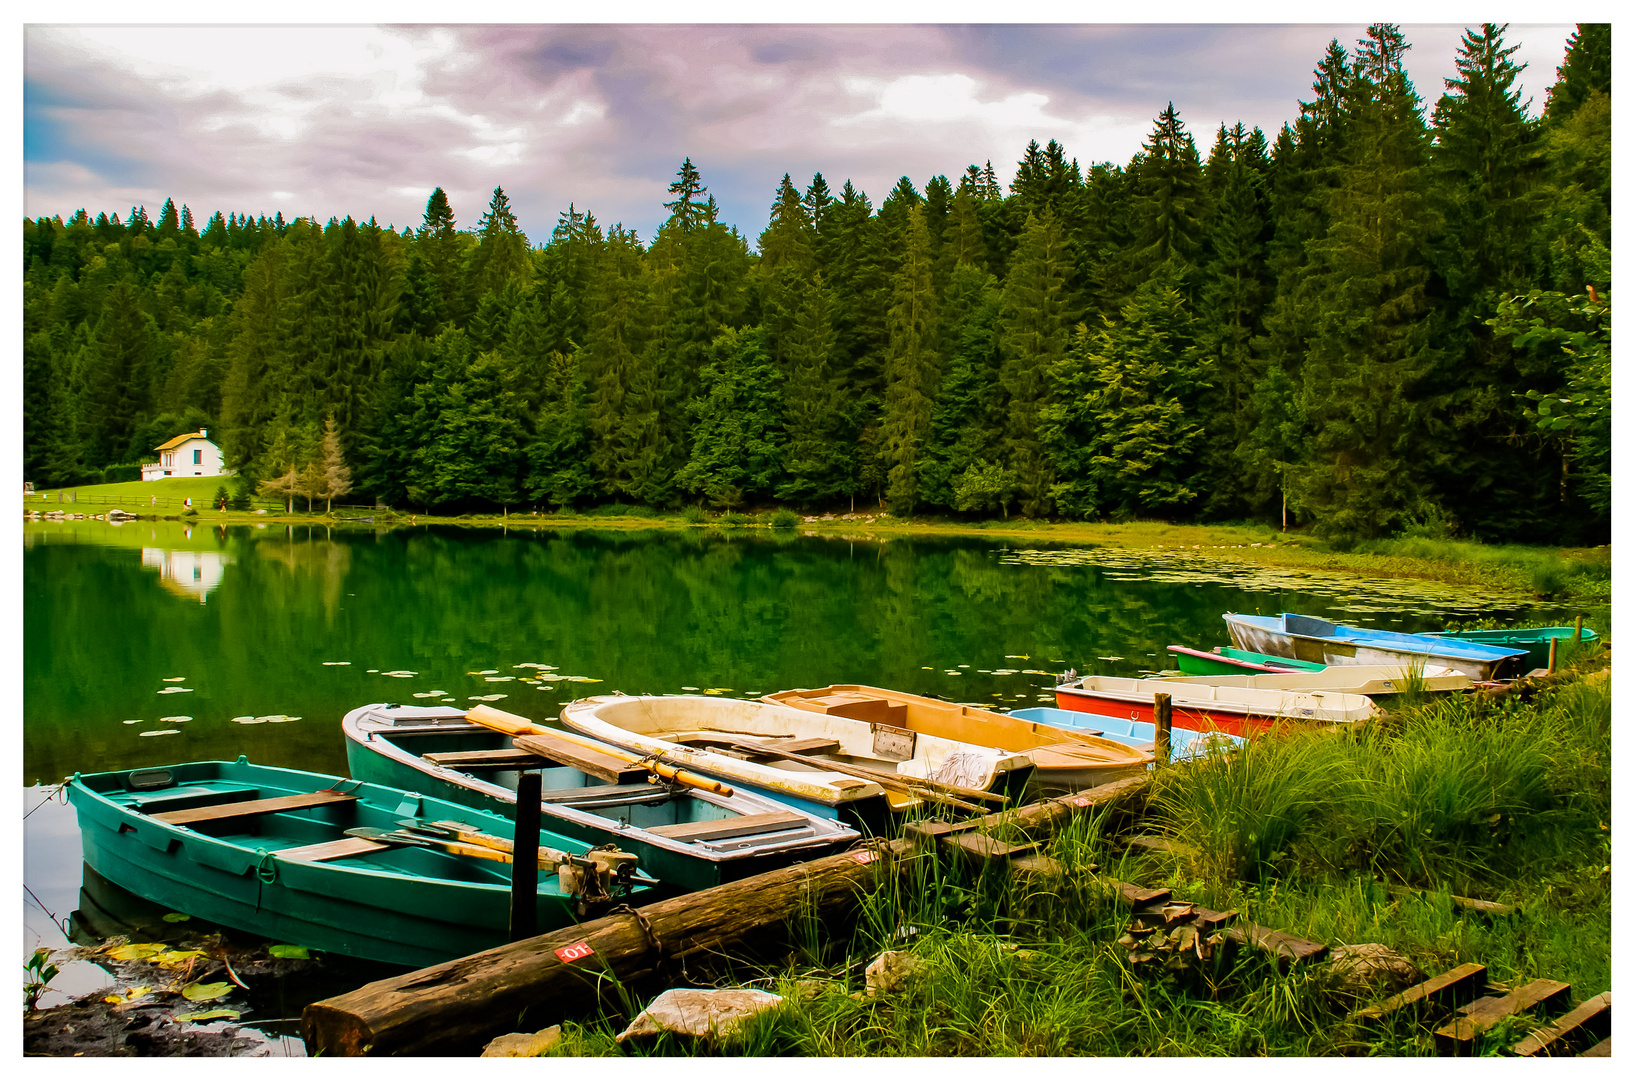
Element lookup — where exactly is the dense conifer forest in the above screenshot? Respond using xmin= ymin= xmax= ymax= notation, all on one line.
xmin=21 ymin=25 xmax=1610 ymax=544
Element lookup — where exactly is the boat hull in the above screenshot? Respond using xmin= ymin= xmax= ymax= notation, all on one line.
xmin=1053 ymin=674 xmax=1374 ymax=739
xmin=1167 ymin=645 xmax=1325 ymax=675
xmin=1224 ymin=613 xmax=1527 ymax=681
xmin=343 ymin=704 xmax=858 ymax=893
xmin=1008 ymin=707 xmax=1243 ymax=757
xmin=69 ymin=759 xmax=649 ymax=968
xmin=1425 ymin=626 xmax=1598 ymax=672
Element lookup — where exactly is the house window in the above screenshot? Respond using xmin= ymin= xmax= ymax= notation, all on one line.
xmin=193 ymin=449 xmax=202 ymax=465
xmin=163 ymin=452 xmax=174 ymax=467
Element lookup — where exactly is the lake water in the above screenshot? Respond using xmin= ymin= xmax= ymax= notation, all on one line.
xmin=21 ymin=518 xmax=1550 ymax=1036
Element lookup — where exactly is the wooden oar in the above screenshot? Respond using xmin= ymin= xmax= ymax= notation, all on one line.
xmin=465 ymin=705 xmax=735 ymax=797
xmin=393 ymin=819 xmax=645 ymax=878
xmin=344 ymin=827 xmax=516 ymax=865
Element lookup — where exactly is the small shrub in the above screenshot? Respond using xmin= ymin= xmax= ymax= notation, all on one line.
xmin=721 ymin=511 xmax=750 ymax=526
xmin=681 ymin=504 xmax=706 ymax=524
xmin=772 ymin=508 xmax=800 ymax=528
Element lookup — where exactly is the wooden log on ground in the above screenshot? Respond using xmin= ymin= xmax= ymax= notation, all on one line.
xmin=1225 ymin=921 xmax=1328 ymax=970
xmin=304 ymin=777 xmax=1147 ymax=1056
xmin=1384 ymin=884 xmax=1514 ymax=918
xmin=1350 ymin=962 xmax=1487 ymax=1023
xmin=1511 ymin=990 xmax=1610 ymax=1057
xmin=1580 ymin=1037 xmax=1611 ymax=1057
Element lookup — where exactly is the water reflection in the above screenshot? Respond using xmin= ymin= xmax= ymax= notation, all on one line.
xmin=141 ymin=548 xmax=233 ymax=603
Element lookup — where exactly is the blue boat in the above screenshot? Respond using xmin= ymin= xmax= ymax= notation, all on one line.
xmin=1224 ymin=612 xmax=1528 ymax=682
xmin=1008 ymin=707 xmax=1243 ymax=759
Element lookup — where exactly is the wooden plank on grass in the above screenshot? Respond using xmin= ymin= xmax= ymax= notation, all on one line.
xmin=1512 ymin=991 xmax=1610 ymax=1057
xmin=944 ymin=832 xmax=1037 ymax=865
xmin=1350 ymin=962 xmax=1487 ymax=1023
xmin=1580 ymin=1038 xmax=1610 ymax=1057
xmin=1225 ymin=922 xmax=1328 ymax=969
xmin=512 ymin=733 xmax=649 ymax=784
xmin=1434 ymin=979 xmax=1572 ymax=1055
xmin=646 ymin=811 xmax=807 ymax=842
xmin=154 ymin=789 xmax=359 ymax=826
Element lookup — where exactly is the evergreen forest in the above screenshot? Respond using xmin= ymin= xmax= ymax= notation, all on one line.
xmin=21 ymin=24 xmax=1611 ymax=544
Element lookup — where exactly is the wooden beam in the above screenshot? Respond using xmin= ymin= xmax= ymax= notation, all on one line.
xmin=511 ymin=733 xmax=649 ymax=784
xmin=1511 ymin=991 xmax=1610 ymax=1057
xmin=153 ymin=789 xmax=358 ymax=826
xmin=1385 ymin=884 xmax=1515 ymax=918
xmin=303 ymin=777 xmax=1147 ymax=1056
xmin=1581 ymin=1038 xmax=1611 ymax=1057
xmin=1225 ymin=922 xmax=1328 ymax=970
xmin=1434 ymin=979 xmax=1572 ymax=1055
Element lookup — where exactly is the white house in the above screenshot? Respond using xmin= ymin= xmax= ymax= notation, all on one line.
xmin=141 ymin=429 xmax=230 ymax=482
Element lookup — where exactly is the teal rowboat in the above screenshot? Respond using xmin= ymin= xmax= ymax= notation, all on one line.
xmin=68 ymin=758 xmax=654 ymax=968
xmin=1424 ymin=626 xmax=1598 ymax=672
xmin=1167 ymin=645 xmax=1327 ymax=676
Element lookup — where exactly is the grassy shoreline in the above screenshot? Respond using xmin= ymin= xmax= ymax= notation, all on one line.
xmin=26 ymin=487 xmax=1610 ymax=607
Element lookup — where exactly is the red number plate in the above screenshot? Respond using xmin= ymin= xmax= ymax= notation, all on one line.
xmin=851 ymin=850 xmax=877 ymax=864
xmin=555 ymin=941 xmax=594 ymax=962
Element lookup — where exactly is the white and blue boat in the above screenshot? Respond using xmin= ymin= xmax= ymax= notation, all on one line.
xmin=1224 ymin=612 xmax=1528 ymax=682
xmin=1008 ymin=707 xmax=1243 ymax=759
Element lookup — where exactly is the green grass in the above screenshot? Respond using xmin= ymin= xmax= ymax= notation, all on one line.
xmin=28 ymin=475 xmax=250 ymax=509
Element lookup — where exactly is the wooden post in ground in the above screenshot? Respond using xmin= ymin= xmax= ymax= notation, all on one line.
xmin=1153 ymin=694 xmax=1172 ymax=767
xmin=1548 ymin=637 xmax=1559 ymax=673
xmin=1573 ymin=615 xmax=1584 ymax=643
xmin=509 ymin=771 xmax=541 ymax=941
xmin=303 ymin=778 xmax=1148 ymax=1056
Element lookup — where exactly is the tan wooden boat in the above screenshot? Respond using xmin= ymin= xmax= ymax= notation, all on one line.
xmin=761 ymin=685 xmax=1152 ymax=796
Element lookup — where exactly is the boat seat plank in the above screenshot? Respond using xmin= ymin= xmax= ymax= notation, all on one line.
xmin=278 ymin=836 xmax=390 ymax=862
xmin=152 ymin=789 xmax=360 ymax=827
xmin=511 ymin=733 xmax=648 ymax=784
xmin=423 ymin=749 xmax=554 ymax=770
xmin=538 ymin=782 xmax=668 ymax=804
xmin=761 ymin=738 xmax=842 ymax=755
xmin=646 ymin=811 xmax=807 ymax=842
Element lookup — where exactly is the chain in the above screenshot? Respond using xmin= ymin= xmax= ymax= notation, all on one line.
xmin=611 ymin=902 xmax=688 ymax=982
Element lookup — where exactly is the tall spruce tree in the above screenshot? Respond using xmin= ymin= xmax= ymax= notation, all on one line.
xmin=998 ymin=207 xmax=1073 ymax=516
xmin=879 ymin=205 xmax=940 ymax=514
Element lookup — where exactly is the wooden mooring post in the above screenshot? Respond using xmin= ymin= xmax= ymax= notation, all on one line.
xmin=508 ymin=770 xmax=541 ymax=941
xmin=1152 ymin=693 xmax=1172 ymax=767
xmin=303 ymin=777 xmax=1150 ymax=1056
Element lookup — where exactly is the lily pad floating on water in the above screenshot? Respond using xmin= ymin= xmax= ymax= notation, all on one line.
xmin=122 ymin=719 xmax=145 ymax=725
xmin=268 ymin=715 xmax=300 ymax=723
xmin=160 ymin=716 xmax=192 ymax=723
xmin=484 ymin=676 xmax=515 ymax=682
xmin=468 ymin=694 xmax=508 ymax=702
xmin=105 ymin=942 xmax=169 ymax=961
xmin=229 ymin=716 xmax=260 ymax=724
xmin=322 ymin=661 xmax=352 ymax=666
xmin=267 ymin=944 xmax=309 ymax=959
xmin=412 ymin=691 xmax=450 ymax=699
xmin=162 ymin=912 xmax=191 ymax=923
xmin=162 ymin=676 xmax=187 ymax=683
xmin=468 ymin=669 xmax=499 ymax=676
xmin=681 ymin=686 xmax=699 ymax=691
xmin=157 ymin=687 xmax=194 ymax=694
xmin=177 ymin=1008 xmax=241 ymax=1023
xmin=140 ymin=729 xmax=181 ymax=737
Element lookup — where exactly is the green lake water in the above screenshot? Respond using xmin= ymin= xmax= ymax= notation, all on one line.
xmin=22 ymin=517 xmax=1556 ymax=1026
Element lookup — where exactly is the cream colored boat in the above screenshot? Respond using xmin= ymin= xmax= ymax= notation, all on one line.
xmin=762 ymin=685 xmax=1151 ymax=796
xmin=1145 ymin=664 xmax=1472 ymax=697
xmin=559 ymin=694 xmax=1034 ymax=826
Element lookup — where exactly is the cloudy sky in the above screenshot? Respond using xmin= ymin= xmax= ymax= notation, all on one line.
xmin=23 ymin=6 xmax=1580 ymax=246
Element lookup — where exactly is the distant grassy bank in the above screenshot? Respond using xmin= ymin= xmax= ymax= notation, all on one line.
xmin=25 ymin=482 xmax=1610 ymax=607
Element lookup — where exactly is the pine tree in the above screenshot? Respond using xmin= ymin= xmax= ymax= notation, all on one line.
xmin=468 ymin=186 xmax=532 ymax=298
xmin=1294 ymin=24 xmax=1443 ymax=541
xmin=321 ymin=414 xmax=352 ymax=511
xmin=1130 ymin=104 xmax=1207 ymax=274
xmin=777 ymin=273 xmax=855 ymax=505
xmin=676 ymin=327 xmax=784 ymax=508
xmin=879 ymin=205 xmax=940 ymax=514
xmin=416 ymin=187 xmax=464 ymax=328
xmin=998 ymin=208 xmax=1073 ymax=516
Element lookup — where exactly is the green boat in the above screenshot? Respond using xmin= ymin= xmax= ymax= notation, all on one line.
xmin=68 ymin=757 xmax=654 ymax=968
xmin=1425 ymin=626 xmax=1599 ymax=672
xmin=1167 ymin=645 xmax=1327 ymax=676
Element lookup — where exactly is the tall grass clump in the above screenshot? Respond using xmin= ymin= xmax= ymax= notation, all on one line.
xmin=1344 ymin=697 xmax=1555 ymax=886
xmin=1149 ymin=733 xmax=1357 ymax=884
